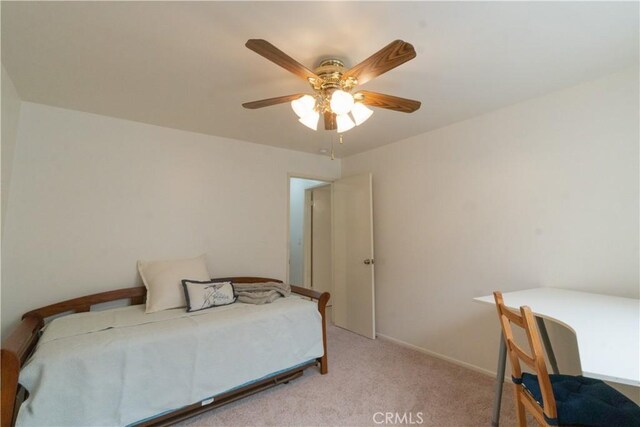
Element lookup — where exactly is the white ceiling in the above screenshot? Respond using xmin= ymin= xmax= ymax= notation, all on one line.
xmin=2 ymin=2 xmax=638 ymax=157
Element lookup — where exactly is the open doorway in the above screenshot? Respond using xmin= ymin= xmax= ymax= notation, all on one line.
xmin=288 ymin=174 xmax=376 ymax=338
xmin=288 ymin=177 xmax=332 ymax=295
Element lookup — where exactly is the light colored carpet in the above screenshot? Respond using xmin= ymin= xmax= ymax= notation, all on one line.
xmin=177 ymin=325 xmax=518 ymax=426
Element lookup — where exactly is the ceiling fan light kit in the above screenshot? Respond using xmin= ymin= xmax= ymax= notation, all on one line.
xmin=242 ymin=39 xmax=421 ymax=139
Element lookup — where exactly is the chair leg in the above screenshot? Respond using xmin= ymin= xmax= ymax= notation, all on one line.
xmin=514 ymin=387 xmax=527 ymax=427
xmin=491 ymin=333 xmax=508 ymax=426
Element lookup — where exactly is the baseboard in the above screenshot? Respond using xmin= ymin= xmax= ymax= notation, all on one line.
xmin=376 ymin=332 xmax=509 ymax=382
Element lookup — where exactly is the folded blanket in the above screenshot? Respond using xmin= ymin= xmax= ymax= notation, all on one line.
xmin=234 ymin=282 xmax=291 ymax=305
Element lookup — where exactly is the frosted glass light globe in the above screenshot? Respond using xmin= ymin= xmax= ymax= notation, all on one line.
xmin=336 ymin=114 xmax=355 ymax=133
xmin=298 ymin=111 xmax=319 ymax=130
xmin=291 ymin=95 xmax=316 ymax=118
xmin=351 ymin=102 xmax=374 ymax=126
xmin=330 ymin=90 xmax=355 ymax=115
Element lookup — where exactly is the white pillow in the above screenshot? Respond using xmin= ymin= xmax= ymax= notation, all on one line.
xmin=182 ymin=280 xmax=236 ymax=312
xmin=138 ymin=254 xmax=211 ymax=313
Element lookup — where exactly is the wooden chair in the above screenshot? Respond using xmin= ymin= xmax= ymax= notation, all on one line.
xmin=494 ymin=291 xmax=556 ymax=426
xmin=493 ymin=291 xmax=640 ymax=427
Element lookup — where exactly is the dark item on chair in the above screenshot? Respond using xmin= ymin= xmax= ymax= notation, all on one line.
xmin=493 ymin=291 xmax=640 ymax=427
xmin=1 ymin=277 xmax=330 ymax=427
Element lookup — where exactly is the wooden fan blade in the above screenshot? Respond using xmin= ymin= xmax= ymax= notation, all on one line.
xmin=342 ymin=40 xmax=416 ymax=86
xmin=242 ymin=94 xmax=305 ymax=109
xmin=356 ymin=90 xmax=421 ymax=113
xmin=324 ymin=111 xmax=337 ymax=130
xmin=246 ymin=39 xmax=320 ymax=81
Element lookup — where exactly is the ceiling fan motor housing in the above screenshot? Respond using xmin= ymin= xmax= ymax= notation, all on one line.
xmin=311 ymin=59 xmax=357 ymax=94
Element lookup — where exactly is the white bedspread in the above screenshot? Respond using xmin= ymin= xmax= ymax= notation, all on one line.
xmin=16 ymin=296 xmax=324 ymax=426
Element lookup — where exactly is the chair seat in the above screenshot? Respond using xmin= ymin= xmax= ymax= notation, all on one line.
xmin=521 ymin=373 xmax=640 ymax=427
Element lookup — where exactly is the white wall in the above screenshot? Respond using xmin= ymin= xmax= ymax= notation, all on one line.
xmin=1 ymin=102 xmax=340 ymax=337
xmin=1 ymin=65 xmax=22 ymax=234
xmin=342 ymin=67 xmax=639 ymax=395
xmin=289 ymin=177 xmax=327 ymax=285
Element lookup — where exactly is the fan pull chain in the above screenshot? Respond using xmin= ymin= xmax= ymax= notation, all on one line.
xmin=339 ymin=134 xmax=344 ymax=144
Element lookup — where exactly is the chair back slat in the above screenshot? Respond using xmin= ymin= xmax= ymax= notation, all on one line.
xmin=510 ymin=342 xmax=537 ymax=369
xmin=500 ymin=307 xmax=526 ymax=328
xmin=493 ymin=291 xmax=558 ymax=421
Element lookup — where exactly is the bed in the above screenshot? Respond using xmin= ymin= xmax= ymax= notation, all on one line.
xmin=1 ymin=277 xmax=329 ymax=427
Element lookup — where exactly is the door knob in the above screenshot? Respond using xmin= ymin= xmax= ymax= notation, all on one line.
xmin=364 ymin=259 xmax=374 ymax=265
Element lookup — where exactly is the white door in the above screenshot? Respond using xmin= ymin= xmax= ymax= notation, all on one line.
xmin=332 ymin=173 xmax=375 ymax=339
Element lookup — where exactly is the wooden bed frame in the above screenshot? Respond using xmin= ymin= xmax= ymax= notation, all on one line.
xmin=0 ymin=277 xmax=330 ymax=427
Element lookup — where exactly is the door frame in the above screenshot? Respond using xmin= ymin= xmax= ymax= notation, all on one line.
xmin=303 ymin=183 xmax=332 ymax=289
xmin=286 ymin=173 xmax=335 ymax=286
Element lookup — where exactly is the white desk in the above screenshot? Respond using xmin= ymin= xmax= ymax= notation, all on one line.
xmin=474 ymin=288 xmax=640 ymax=426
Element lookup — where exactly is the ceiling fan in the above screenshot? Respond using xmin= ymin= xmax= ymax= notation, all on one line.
xmin=242 ymin=39 xmax=421 ymax=133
